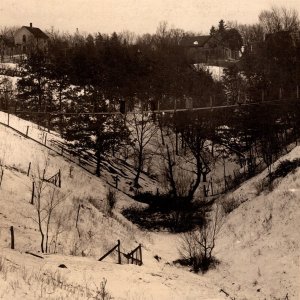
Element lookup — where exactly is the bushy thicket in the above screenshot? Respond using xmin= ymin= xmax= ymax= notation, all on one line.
xmin=123 ymin=191 xmax=207 ymax=232
xmin=269 ymin=158 xmax=300 ymax=182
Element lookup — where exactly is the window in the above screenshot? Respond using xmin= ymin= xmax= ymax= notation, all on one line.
xmin=22 ymin=35 xmax=26 ymax=43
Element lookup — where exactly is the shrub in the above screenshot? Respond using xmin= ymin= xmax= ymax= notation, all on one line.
xmin=255 ymin=159 xmax=300 ymax=195
xmin=123 ymin=193 xmax=207 ymax=232
xmin=226 ymin=170 xmax=247 ymax=191
xmin=253 ymin=178 xmax=269 ymax=196
xmin=106 ymin=189 xmax=117 ymax=215
xmin=95 ymin=278 xmax=112 ymax=300
xmin=269 ymin=159 xmax=300 ymax=182
xmin=221 ymin=197 xmax=240 ymax=214
xmin=87 ymin=196 xmax=103 ymax=211
xmin=178 ymin=205 xmax=223 ymax=273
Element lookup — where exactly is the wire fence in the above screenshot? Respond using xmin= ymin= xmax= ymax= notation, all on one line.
xmin=0 ymin=112 xmax=130 ymax=199
xmin=0 ymin=97 xmax=299 ymax=117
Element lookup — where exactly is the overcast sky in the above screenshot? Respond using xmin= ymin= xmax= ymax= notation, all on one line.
xmin=0 ymin=0 xmax=299 ymax=35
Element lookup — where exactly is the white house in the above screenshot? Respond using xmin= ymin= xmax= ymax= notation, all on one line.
xmin=14 ymin=23 xmax=49 ymax=54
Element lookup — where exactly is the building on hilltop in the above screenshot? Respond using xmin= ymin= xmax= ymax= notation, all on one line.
xmin=14 ymin=23 xmax=49 ymax=55
xmin=180 ymin=30 xmax=242 ymax=67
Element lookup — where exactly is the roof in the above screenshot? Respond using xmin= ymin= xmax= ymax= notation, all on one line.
xmin=181 ymin=35 xmax=211 ymax=47
xmin=22 ymin=26 xmax=49 ymax=39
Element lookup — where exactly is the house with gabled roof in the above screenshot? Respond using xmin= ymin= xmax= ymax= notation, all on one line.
xmin=14 ymin=23 xmax=49 ymax=54
xmin=180 ymin=31 xmax=241 ymax=66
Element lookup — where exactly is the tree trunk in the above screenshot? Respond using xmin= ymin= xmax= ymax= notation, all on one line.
xmin=45 ymin=210 xmax=52 ymax=253
xmin=40 ymin=230 xmax=45 ymax=253
xmin=166 ymin=144 xmax=177 ymax=197
xmin=159 ymin=117 xmax=165 ymax=146
xmin=134 ymin=151 xmax=143 ymax=187
xmin=188 ymin=157 xmax=202 ymax=200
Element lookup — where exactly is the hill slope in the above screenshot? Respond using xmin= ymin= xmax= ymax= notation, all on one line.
xmin=0 ymin=114 xmax=227 ymax=299
xmin=0 ymin=112 xmax=299 ymax=299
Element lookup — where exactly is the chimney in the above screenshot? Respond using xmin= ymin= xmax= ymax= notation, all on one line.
xmin=30 ymin=23 xmax=32 ymax=28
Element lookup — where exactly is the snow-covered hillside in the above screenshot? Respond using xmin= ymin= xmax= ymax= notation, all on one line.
xmin=0 ymin=113 xmax=226 ymax=299
xmin=0 ymin=111 xmax=299 ymax=299
xmin=210 ymin=147 xmax=300 ymax=300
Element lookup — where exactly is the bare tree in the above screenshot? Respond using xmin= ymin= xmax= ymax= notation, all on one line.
xmin=0 ymin=76 xmax=13 ymax=110
xmin=44 ymin=187 xmax=67 ymax=253
xmin=128 ymin=110 xmax=158 ymax=187
xmin=159 ymin=131 xmax=197 ymax=198
xmin=0 ymin=25 xmax=18 ymax=37
xmin=179 ymin=204 xmax=224 ymax=272
xmin=118 ymin=30 xmax=137 ymax=45
xmin=179 ymin=118 xmax=214 ymax=200
xmin=259 ymin=6 xmax=300 ymax=33
xmin=50 ymin=210 xmax=66 ymax=253
xmin=30 ymin=155 xmax=67 ymax=253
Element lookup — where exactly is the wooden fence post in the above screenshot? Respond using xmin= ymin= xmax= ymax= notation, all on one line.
xmin=31 ymin=181 xmax=35 ymax=204
xmin=44 ymin=133 xmax=47 ymax=145
xmin=26 ymin=126 xmax=29 ymax=137
xmin=75 ymin=204 xmax=81 ymax=238
xmin=98 ymin=240 xmax=121 ymax=263
xmin=27 ymin=162 xmax=31 ymax=176
xmin=10 ymin=226 xmax=14 ymax=249
xmin=139 ymin=244 xmax=142 ymax=265
xmin=58 ymin=169 xmax=61 ymax=188
xmin=0 ymin=169 xmax=3 ymax=187
xmin=117 ymin=240 xmax=121 ymax=264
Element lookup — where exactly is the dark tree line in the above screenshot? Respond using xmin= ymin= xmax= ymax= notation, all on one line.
xmin=224 ymin=6 xmax=300 ymax=103
xmin=16 ymin=25 xmax=222 ymax=177
xmin=14 ymin=8 xmax=300 ymax=190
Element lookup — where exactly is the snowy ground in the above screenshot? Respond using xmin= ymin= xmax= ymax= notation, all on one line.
xmin=0 ymin=112 xmax=299 ymax=299
xmin=209 ymin=147 xmax=300 ymax=300
xmin=0 ymin=114 xmax=227 ymax=299
xmin=0 ymin=247 xmax=227 ymax=300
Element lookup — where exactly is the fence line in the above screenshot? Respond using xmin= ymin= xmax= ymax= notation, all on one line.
xmin=0 ymin=116 xmax=135 ymax=201
xmin=0 ymin=119 xmax=97 ymax=176
xmin=0 ymin=97 xmax=299 ymax=118
xmin=98 ymin=240 xmax=143 ymax=266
